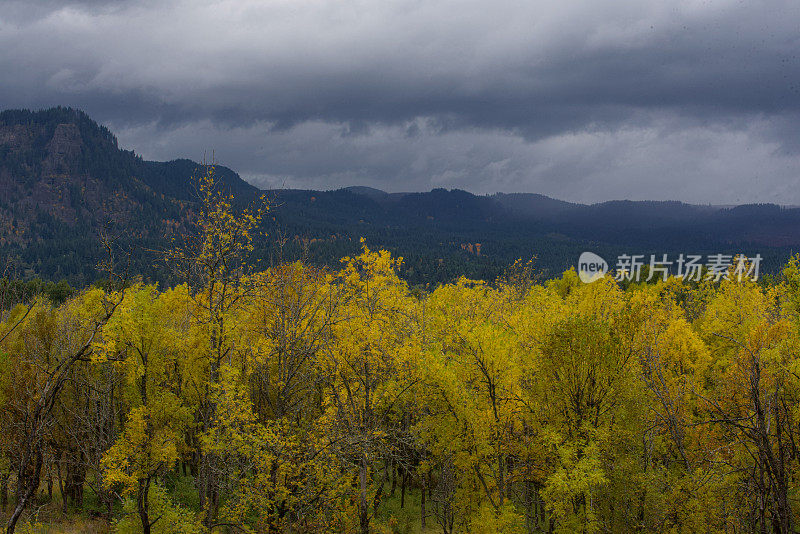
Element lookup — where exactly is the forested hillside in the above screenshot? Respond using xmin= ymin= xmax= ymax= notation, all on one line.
xmin=3 ymin=108 xmax=800 ymax=289
xmin=0 ymin=107 xmax=256 ymax=285
xmin=2 ymin=167 xmax=800 ymax=534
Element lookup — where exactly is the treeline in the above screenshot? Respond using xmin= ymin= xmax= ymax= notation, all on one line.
xmin=0 ymin=277 xmax=74 ymax=307
xmin=2 ymin=171 xmax=800 ymax=534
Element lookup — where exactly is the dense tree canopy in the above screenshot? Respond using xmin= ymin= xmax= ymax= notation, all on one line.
xmin=2 ymin=175 xmax=800 ymax=533
xmin=2 ymin=249 xmax=800 ymax=533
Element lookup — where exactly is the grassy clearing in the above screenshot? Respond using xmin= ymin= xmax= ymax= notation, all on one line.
xmin=0 ymin=484 xmax=112 ymax=534
xmin=15 ymin=517 xmax=110 ymax=534
xmin=373 ymin=488 xmax=441 ymax=534
xmin=2 ymin=476 xmax=440 ymax=534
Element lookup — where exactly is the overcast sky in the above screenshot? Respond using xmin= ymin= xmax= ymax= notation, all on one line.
xmin=2 ymin=0 xmax=800 ymax=203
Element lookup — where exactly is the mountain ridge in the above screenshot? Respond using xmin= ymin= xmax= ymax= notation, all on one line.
xmin=2 ymin=107 xmax=799 ymax=285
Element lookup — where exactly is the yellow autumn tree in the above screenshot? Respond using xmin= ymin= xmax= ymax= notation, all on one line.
xmin=321 ymin=241 xmax=416 ymax=534
xmin=98 ymin=285 xmax=196 ymax=534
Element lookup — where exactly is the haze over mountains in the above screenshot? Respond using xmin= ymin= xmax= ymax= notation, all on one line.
xmin=1 ymin=107 xmax=798 ymax=285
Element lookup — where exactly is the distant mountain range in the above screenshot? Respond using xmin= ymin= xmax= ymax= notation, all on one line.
xmin=1 ymin=107 xmax=798 ymax=285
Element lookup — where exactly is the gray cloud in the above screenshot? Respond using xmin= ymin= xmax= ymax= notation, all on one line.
xmin=2 ymin=0 xmax=800 ymax=202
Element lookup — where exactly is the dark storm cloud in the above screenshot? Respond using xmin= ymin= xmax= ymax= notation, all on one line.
xmin=2 ymin=0 xmax=800 ymax=202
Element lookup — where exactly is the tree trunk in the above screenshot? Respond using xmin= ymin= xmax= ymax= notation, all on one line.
xmin=201 ymin=327 xmax=222 ymax=528
xmin=6 ymin=447 xmax=43 ymax=534
xmin=6 ymin=502 xmax=26 ymax=534
xmin=63 ymin=449 xmax=86 ymax=510
xmin=400 ymin=469 xmax=407 ymax=509
xmin=498 ymin=453 xmax=505 ymax=507
xmin=138 ymin=478 xmax=151 ymax=534
xmin=0 ymin=473 xmax=7 ymax=512
xmin=359 ymin=456 xmax=369 ymax=534
xmin=420 ymin=472 xmax=426 ymax=530
xmin=57 ymin=459 xmax=67 ymax=514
